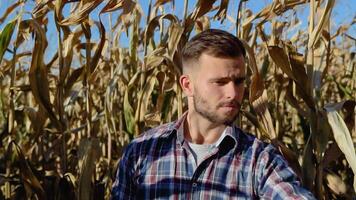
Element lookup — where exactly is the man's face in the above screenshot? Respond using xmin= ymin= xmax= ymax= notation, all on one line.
xmin=189 ymin=53 xmax=246 ymax=125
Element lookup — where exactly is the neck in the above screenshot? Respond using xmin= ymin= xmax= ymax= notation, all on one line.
xmin=184 ymin=110 xmax=226 ymax=145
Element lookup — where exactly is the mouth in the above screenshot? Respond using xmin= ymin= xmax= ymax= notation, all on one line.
xmin=220 ymin=102 xmax=239 ymax=111
xmin=223 ymin=106 xmax=237 ymax=111
xmin=223 ymin=104 xmax=236 ymax=108
xmin=220 ymin=101 xmax=238 ymax=107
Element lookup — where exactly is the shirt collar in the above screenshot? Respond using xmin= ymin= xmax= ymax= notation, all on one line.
xmin=170 ymin=112 xmax=238 ymax=149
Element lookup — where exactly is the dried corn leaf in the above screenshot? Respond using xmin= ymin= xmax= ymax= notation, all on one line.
xmin=145 ymin=45 xmax=180 ymax=76
xmin=331 ymin=24 xmax=350 ymax=40
xmin=146 ymin=55 xmax=165 ymax=71
xmin=8 ymin=141 xmax=45 ymax=199
xmin=312 ymin=111 xmax=331 ymax=162
xmin=89 ymin=21 xmax=106 ymax=75
xmin=240 ymin=110 xmax=261 ymax=131
xmin=23 ymin=107 xmax=45 ymax=135
xmin=15 ymin=19 xmax=33 ymax=48
xmin=154 ymin=0 xmax=173 ymax=7
xmin=308 ymin=0 xmax=335 ymax=48
xmin=241 ymin=40 xmax=276 ymax=139
xmin=241 ymin=40 xmax=263 ymax=103
xmin=183 ymin=0 xmax=217 ymax=34
xmin=321 ymin=142 xmax=342 ymax=167
xmin=78 ymin=139 xmax=100 ymax=200
xmin=241 ymin=10 xmax=253 ymax=41
xmin=190 ymin=0 xmax=216 ymax=21
xmin=267 ymin=46 xmax=296 ymax=80
xmin=302 ymin=135 xmax=316 ymax=191
xmin=326 ymin=110 xmax=356 ymax=191
xmin=252 ymin=90 xmax=277 ymax=139
xmin=289 ymin=52 xmax=309 ymax=90
xmin=57 ymin=0 xmax=104 ymax=26
xmin=213 ymin=0 xmax=229 ymax=22
xmin=325 ymin=172 xmax=347 ymax=195
xmin=124 ymin=89 xmax=135 ymax=135
xmin=246 ymin=0 xmax=310 ymax=26
xmin=271 ymin=21 xmax=287 ymax=43
xmin=129 ymin=10 xmax=139 ymax=66
xmin=195 ymin=16 xmax=210 ymax=33
xmin=266 ymin=45 xmax=316 ymax=110
xmin=32 ymin=1 xmax=53 ymax=19
xmin=27 ymin=19 xmax=62 ymax=130
xmin=0 ymin=1 xmax=22 ymax=24
xmin=110 ymin=0 xmax=138 ymax=31
xmin=285 ymin=81 xmax=308 ymax=117
xmin=155 ymin=71 xmax=166 ymax=112
xmin=60 ymin=29 xmax=83 ymax=83
xmin=102 ymin=0 xmax=135 ymax=13
xmin=126 ymin=69 xmax=139 ymax=87
xmin=145 ymin=14 xmax=179 ymax=45
xmin=145 ymin=112 xmax=161 ymax=127
xmin=136 ymin=71 xmax=157 ymax=122
xmin=64 ymin=66 xmax=84 ymax=97
xmin=167 ymin=23 xmax=184 ymax=59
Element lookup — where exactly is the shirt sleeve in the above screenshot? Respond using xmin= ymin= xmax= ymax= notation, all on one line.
xmin=111 ymin=143 xmax=137 ymax=200
xmin=255 ymin=144 xmax=316 ymax=200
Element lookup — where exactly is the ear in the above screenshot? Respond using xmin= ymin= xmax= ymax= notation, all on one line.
xmin=179 ymin=74 xmax=194 ymax=97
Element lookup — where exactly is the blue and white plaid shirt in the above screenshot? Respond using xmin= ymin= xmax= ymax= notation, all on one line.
xmin=111 ymin=113 xmax=315 ymax=199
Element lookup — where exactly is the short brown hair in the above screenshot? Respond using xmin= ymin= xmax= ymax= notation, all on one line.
xmin=182 ymin=29 xmax=246 ymax=71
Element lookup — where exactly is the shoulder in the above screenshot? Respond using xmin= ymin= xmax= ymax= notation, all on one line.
xmin=123 ymin=121 xmax=176 ymax=157
xmin=233 ymin=128 xmax=284 ymax=165
xmin=235 ymin=128 xmax=273 ymax=153
xmin=235 ymin=129 xmax=293 ymax=173
xmin=133 ymin=121 xmax=176 ymax=144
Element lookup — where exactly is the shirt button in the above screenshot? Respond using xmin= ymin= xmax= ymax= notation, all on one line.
xmin=192 ymin=182 xmax=197 ymax=187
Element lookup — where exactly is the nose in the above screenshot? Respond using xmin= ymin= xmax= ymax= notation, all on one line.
xmin=225 ymin=81 xmax=239 ymax=100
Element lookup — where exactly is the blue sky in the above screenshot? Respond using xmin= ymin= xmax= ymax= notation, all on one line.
xmin=0 ymin=0 xmax=355 ymax=63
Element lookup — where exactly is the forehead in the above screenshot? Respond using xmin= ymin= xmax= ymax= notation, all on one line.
xmin=197 ymin=53 xmax=245 ymax=76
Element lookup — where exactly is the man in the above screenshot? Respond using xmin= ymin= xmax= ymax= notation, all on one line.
xmin=111 ymin=29 xmax=315 ymax=199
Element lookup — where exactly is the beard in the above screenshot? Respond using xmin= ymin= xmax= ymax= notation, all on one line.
xmin=193 ymin=90 xmax=240 ymax=126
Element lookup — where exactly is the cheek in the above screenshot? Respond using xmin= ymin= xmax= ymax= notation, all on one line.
xmin=237 ymin=86 xmax=245 ymax=100
xmin=201 ymin=86 xmax=222 ymax=100
xmin=212 ymin=88 xmax=227 ymax=101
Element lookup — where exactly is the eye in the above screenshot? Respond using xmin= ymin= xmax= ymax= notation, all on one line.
xmin=234 ymin=77 xmax=245 ymax=85
xmin=214 ymin=80 xmax=228 ymax=85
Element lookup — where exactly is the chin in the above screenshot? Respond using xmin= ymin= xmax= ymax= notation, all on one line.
xmin=223 ymin=120 xmax=234 ymax=126
xmin=220 ymin=114 xmax=238 ymax=125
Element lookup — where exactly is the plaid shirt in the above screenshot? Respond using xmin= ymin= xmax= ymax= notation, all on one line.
xmin=111 ymin=113 xmax=315 ymax=199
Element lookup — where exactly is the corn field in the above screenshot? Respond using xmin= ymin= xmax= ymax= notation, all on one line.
xmin=0 ymin=0 xmax=355 ymax=199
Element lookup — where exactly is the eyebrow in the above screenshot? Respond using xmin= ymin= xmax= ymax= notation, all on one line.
xmin=210 ymin=76 xmax=246 ymax=81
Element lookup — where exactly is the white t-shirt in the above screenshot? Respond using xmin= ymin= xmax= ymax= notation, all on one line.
xmin=187 ymin=128 xmax=227 ymax=165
